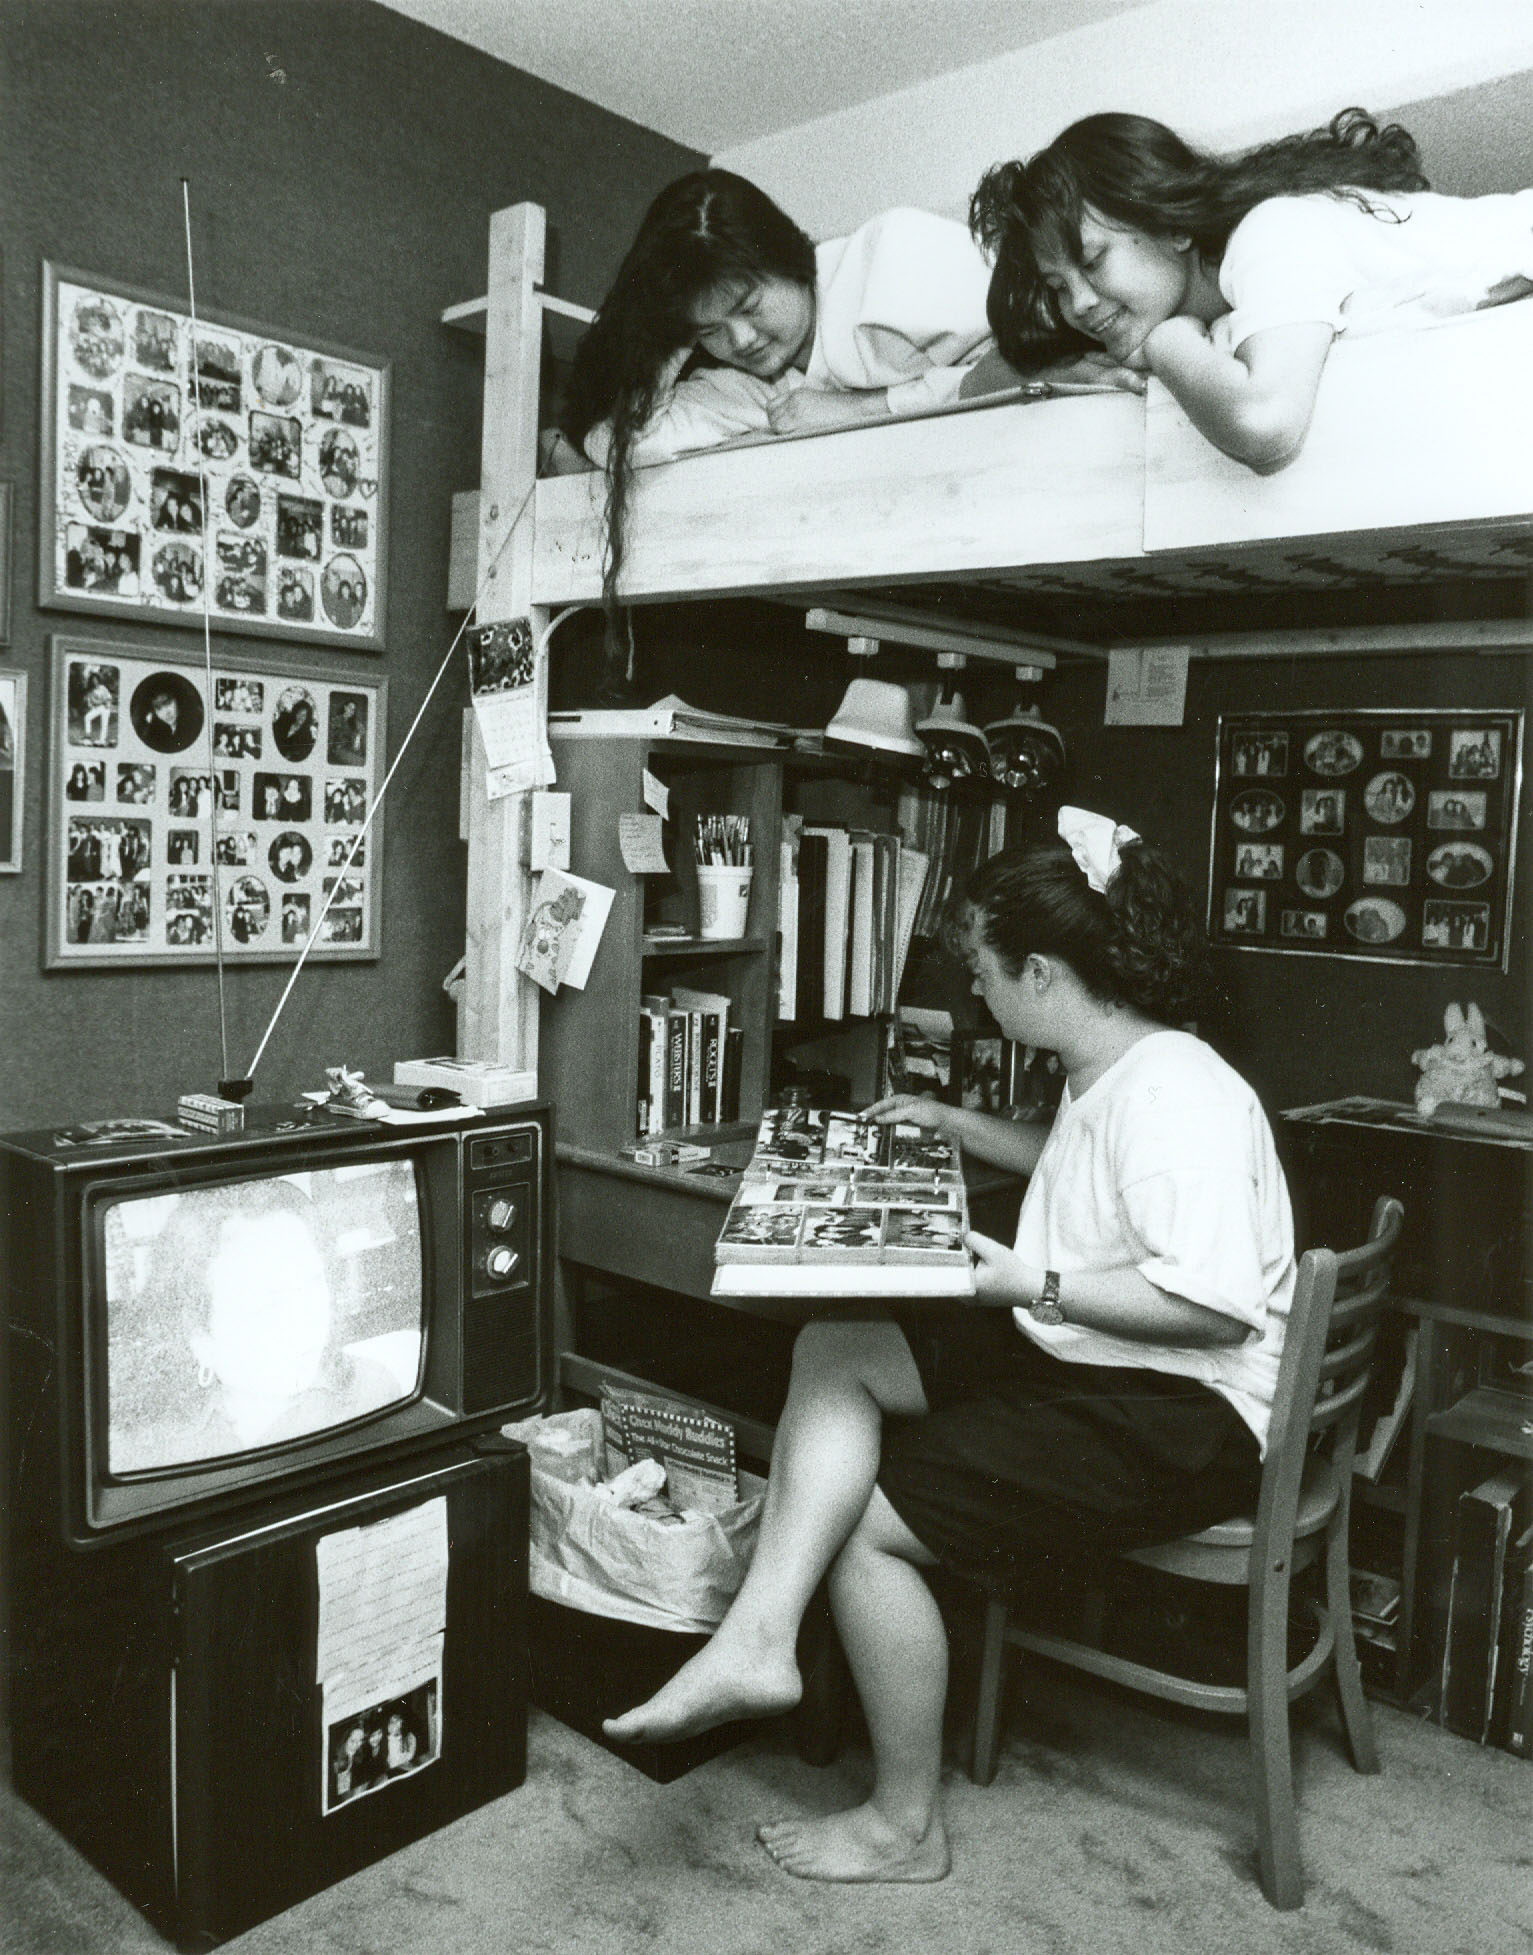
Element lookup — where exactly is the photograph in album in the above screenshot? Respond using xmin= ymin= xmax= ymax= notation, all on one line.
xmin=713 ymin=1108 xmax=975 ymax=1297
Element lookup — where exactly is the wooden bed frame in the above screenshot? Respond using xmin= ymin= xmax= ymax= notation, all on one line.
xmin=447 ymin=201 xmax=1533 ymax=1068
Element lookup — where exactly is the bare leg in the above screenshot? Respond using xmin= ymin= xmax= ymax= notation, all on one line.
xmin=758 ymin=1489 xmax=950 ymax=1883
xmin=602 ymin=1319 xmax=925 ymax=1745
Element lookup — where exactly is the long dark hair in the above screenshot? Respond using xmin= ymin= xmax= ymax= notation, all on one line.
xmin=559 ymin=171 xmax=816 ymax=662
xmin=971 ymin=108 xmax=1428 ymax=373
xmin=963 ymin=833 xmax=1207 ymax=1025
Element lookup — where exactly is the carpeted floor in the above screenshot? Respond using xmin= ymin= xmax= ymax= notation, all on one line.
xmin=4 ymin=1662 xmax=1529 ymax=1955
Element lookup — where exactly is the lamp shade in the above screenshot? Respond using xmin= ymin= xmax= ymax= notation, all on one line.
xmin=825 ymin=677 xmax=925 ymax=758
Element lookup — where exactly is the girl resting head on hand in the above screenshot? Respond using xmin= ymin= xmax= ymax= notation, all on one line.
xmin=971 ymin=108 xmax=1460 ymax=472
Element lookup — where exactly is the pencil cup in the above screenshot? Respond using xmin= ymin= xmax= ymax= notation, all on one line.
xmin=697 ymin=865 xmax=753 ymax=939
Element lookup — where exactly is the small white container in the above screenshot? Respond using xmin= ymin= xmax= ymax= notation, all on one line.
xmin=696 ymin=865 xmax=753 ymax=939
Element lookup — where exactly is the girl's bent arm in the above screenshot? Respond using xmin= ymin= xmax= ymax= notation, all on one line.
xmin=1143 ymin=316 xmax=1334 ymax=473
xmin=865 ymin=1093 xmax=1049 ymax=1178
xmin=967 ymin=1232 xmax=1249 ymax=1344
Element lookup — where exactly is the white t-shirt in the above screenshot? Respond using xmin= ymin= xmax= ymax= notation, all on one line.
xmin=584 ymin=207 xmax=994 ymax=467
xmin=1012 ymin=1030 xmax=1296 ymax=1452
xmin=1212 ymin=186 xmax=1533 ymax=357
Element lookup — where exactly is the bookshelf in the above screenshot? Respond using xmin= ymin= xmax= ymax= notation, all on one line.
xmin=541 ymin=732 xmax=784 ymax=1157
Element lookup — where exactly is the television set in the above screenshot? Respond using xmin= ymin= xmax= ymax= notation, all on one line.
xmin=1 ymin=1102 xmax=551 ymax=1546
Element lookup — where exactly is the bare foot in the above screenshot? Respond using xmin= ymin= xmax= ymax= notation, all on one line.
xmin=601 ymin=1629 xmax=800 ymax=1745
xmin=757 ymin=1802 xmax=951 ymax=1883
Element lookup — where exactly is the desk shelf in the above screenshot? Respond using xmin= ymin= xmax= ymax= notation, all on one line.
xmin=1426 ymin=1387 xmax=1533 ymax=1458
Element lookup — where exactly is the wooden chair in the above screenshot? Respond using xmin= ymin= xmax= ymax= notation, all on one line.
xmin=969 ymin=1196 xmax=1405 ymax=1909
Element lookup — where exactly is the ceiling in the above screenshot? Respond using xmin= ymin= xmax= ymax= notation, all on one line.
xmin=373 ymin=0 xmax=1145 ymax=152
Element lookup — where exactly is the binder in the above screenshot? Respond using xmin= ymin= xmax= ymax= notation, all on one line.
xmin=1440 ymin=1468 xmax=1533 ymax=1743
xmin=802 ymin=825 xmax=851 ymax=1020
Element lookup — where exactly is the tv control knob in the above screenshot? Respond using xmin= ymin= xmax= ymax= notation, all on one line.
xmin=484 ymin=1244 xmax=520 ymax=1281
xmin=486 ymin=1196 xmax=517 ymax=1232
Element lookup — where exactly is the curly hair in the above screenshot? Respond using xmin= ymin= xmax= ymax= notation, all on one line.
xmin=963 ymin=834 xmax=1208 ymax=1025
xmin=971 ymin=108 xmax=1428 ymax=373
xmin=559 ymin=171 xmax=816 ymax=664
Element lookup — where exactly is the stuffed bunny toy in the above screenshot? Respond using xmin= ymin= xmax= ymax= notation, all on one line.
xmin=1411 ymin=1001 xmax=1525 ymax=1115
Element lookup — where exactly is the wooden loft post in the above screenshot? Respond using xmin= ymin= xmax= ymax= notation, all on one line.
xmin=461 ymin=201 xmax=548 ymax=1075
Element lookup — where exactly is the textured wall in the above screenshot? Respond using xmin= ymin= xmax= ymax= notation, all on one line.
xmin=0 ymin=0 xmax=700 ymax=1129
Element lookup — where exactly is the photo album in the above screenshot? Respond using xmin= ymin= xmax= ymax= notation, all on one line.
xmin=712 ymin=1107 xmax=976 ymax=1298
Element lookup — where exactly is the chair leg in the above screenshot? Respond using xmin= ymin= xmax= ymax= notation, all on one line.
xmin=1327 ymin=1526 xmax=1380 ymax=1775
xmin=970 ymin=1598 xmax=1009 ymax=1787
xmin=1248 ymin=1567 xmax=1304 ymax=1909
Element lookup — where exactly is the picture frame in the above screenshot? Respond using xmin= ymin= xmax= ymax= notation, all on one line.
xmin=1209 ymin=709 xmax=1522 ymax=968
xmin=0 ymin=479 xmax=12 ymax=645
xmin=40 ymin=265 xmax=390 ymax=652
xmin=46 ymin=634 xmax=385 ymax=967
xmin=0 ymin=666 xmax=26 ymax=873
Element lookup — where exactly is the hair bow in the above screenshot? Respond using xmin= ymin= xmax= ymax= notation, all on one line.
xmin=1057 ymin=805 xmax=1139 ymax=894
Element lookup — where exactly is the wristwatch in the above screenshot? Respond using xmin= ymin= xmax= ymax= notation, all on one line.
xmin=1030 ymin=1269 xmax=1065 ymax=1326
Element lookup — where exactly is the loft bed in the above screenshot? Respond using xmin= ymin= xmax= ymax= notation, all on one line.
xmin=446 ymin=202 xmax=1533 ymax=1067
xmin=526 ymin=295 xmax=1533 ymax=627
xmin=447 ymin=206 xmax=1532 ymax=648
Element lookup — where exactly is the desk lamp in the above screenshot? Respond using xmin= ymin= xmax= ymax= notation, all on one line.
xmin=914 ymin=654 xmax=990 ymax=788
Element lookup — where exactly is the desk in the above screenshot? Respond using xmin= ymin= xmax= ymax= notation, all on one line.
xmin=554 ymin=1138 xmax=1026 ymax=1460
xmin=1281 ymin=1099 xmax=1532 ymax=1710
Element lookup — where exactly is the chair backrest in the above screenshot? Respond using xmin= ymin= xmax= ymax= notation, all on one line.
xmin=1255 ymin=1196 xmax=1405 ymax=1558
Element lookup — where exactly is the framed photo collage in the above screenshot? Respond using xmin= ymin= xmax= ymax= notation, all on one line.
xmin=1209 ymin=709 xmax=1523 ymax=968
xmin=41 ymin=264 xmax=389 ymax=651
xmin=47 ymin=637 xmax=385 ymax=968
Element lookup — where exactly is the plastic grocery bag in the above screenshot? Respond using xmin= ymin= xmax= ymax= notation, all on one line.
xmin=501 ymin=1408 xmax=765 ymax=1635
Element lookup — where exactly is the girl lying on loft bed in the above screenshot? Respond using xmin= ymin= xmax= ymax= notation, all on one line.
xmin=602 ymin=810 xmax=1297 ymax=1884
xmin=542 ymin=168 xmax=1138 ymax=660
xmin=972 ymin=107 xmax=1533 ymax=475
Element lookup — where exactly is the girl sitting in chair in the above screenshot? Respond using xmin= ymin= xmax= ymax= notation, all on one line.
xmin=603 ymin=809 xmax=1296 ymax=1883
xmin=972 ymin=109 xmax=1533 ymax=473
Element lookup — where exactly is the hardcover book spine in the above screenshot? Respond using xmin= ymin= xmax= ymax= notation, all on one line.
xmin=1440 ymin=1470 xmax=1528 ymax=1742
xmin=721 ymin=1026 xmax=744 ymax=1123
xmin=1493 ymin=1527 xmax=1533 ymax=1752
xmin=686 ymin=1008 xmax=704 ymax=1128
xmin=641 ymin=1001 xmax=669 ymax=1137
xmin=665 ymin=1008 xmax=687 ymax=1132
xmin=700 ymin=1009 xmax=722 ymax=1125
xmin=635 ymin=1011 xmax=651 ymax=1140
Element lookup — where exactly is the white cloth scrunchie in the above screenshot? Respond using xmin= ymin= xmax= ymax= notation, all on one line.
xmin=1057 ymin=805 xmax=1140 ymax=894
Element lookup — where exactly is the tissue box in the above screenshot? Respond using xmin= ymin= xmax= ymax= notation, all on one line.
xmin=392 ymin=1057 xmax=536 ymax=1107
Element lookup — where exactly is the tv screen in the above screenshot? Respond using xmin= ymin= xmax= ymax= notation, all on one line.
xmin=102 ymin=1159 xmax=424 ymax=1473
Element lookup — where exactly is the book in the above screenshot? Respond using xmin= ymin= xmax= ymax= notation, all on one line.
xmin=848 ymin=836 xmax=875 ymax=1017
xmin=1499 ymin=1529 xmax=1533 ymax=1755
xmin=890 ymin=845 xmax=929 ymax=1003
xmin=777 ymin=830 xmax=799 ymax=1019
xmin=1440 ymin=1467 xmax=1533 ymax=1743
xmin=548 ymin=693 xmax=803 ymax=748
xmin=721 ymin=1026 xmax=743 ymax=1123
xmin=672 ymin=987 xmax=731 ymax=1126
xmin=640 ymin=995 xmax=670 ymax=1138
xmin=794 ymin=829 xmax=829 ymax=1023
xmin=802 ymin=825 xmax=851 ymax=1020
xmin=711 ymin=1107 xmax=975 ymax=1298
xmin=664 ymin=1005 xmax=688 ymax=1131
